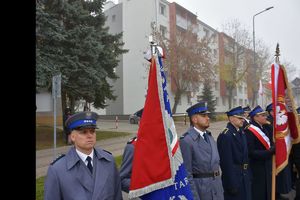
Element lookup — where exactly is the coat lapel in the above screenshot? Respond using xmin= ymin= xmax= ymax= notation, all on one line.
xmin=66 ymin=147 xmax=94 ymax=193
xmin=75 ymin=164 xmax=94 ymax=193
xmin=92 ymin=149 xmax=111 ymax=199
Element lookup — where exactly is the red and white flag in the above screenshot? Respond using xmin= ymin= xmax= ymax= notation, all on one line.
xmin=129 ymin=54 xmax=193 ymax=199
xmin=271 ymin=63 xmax=300 ymax=174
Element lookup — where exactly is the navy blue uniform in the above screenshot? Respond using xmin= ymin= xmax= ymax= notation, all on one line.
xmin=244 ymin=121 xmax=274 ymax=200
xmin=217 ymin=122 xmax=251 ymax=200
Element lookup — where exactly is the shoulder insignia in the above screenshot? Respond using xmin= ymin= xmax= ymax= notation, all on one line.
xmin=103 ymin=149 xmax=112 ymax=155
xmin=51 ymin=154 xmax=65 ymax=165
xmin=222 ymin=128 xmax=229 ymax=134
xmin=180 ymin=132 xmax=188 ymax=139
xmin=127 ymin=136 xmax=137 ymax=144
xmin=244 ymin=124 xmax=250 ymax=130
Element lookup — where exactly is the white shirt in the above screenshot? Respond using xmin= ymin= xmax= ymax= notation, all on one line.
xmin=76 ymin=149 xmax=94 ymax=167
xmin=193 ymin=127 xmax=206 ymax=140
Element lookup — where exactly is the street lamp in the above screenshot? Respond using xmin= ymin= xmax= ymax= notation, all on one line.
xmin=253 ymin=6 xmax=274 ymax=69
xmin=252 ymin=6 xmax=273 ymax=106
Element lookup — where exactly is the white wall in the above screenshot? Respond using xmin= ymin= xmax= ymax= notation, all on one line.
xmin=36 ymin=92 xmax=52 ymax=112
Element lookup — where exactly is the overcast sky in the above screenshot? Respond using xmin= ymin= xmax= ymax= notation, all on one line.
xmin=173 ymin=0 xmax=300 ymax=77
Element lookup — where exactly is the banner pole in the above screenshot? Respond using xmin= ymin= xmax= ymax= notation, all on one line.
xmin=271 ymin=155 xmax=276 ymax=200
xmin=271 ymin=43 xmax=280 ymax=200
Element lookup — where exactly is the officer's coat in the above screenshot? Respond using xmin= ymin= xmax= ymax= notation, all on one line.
xmin=44 ymin=146 xmax=123 ymax=200
xmin=119 ymin=138 xmax=135 ymax=193
xmin=217 ymin=122 xmax=251 ymax=200
xmin=180 ymin=127 xmax=224 ymax=200
xmin=244 ymin=121 xmax=273 ymax=200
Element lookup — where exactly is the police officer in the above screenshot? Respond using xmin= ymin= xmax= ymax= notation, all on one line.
xmin=119 ymin=136 xmax=137 ymax=193
xmin=180 ymin=101 xmax=224 ymax=200
xmin=217 ymin=106 xmax=251 ymax=200
xmin=242 ymin=106 xmax=251 ymax=130
xmin=265 ymin=103 xmax=291 ymax=199
xmin=44 ymin=111 xmax=123 ymax=200
xmin=119 ymin=136 xmax=141 ymax=200
xmin=291 ymin=107 xmax=300 ymax=199
xmin=244 ymin=105 xmax=275 ymax=200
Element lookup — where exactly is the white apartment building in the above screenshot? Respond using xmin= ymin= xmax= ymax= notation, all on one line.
xmin=103 ymin=0 xmax=251 ymax=115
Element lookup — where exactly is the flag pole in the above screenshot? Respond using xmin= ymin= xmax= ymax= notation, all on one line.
xmin=271 ymin=43 xmax=280 ymax=200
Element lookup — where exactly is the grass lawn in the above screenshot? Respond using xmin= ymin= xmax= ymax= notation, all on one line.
xmin=36 ymin=155 xmax=123 ymax=200
xmin=36 ymin=126 xmax=131 ymax=150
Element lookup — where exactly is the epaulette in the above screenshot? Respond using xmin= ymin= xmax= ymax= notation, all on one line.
xmin=221 ymin=128 xmax=229 ymax=134
xmin=51 ymin=154 xmax=65 ymax=165
xmin=244 ymin=124 xmax=250 ymax=130
xmin=180 ymin=132 xmax=188 ymax=139
xmin=127 ymin=136 xmax=137 ymax=144
xmin=103 ymin=149 xmax=112 ymax=155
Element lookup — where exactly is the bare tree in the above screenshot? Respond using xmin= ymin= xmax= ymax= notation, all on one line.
xmin=249 ymin=39 xmax=272 ymax=106
xmin=220 ymin=19 xmax=252 ymax=109
xmin=157 ymin=26 xmax=215 ymax=113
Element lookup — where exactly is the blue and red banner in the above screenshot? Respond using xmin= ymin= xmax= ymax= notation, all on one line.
xmin=129 ymin=52 xmax=194 ymax=200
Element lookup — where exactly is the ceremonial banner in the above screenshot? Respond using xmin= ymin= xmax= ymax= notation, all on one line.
xmin=271 ymin=63 xmax=300 ymax=174
xmin=129 ymin=53 xmax=194 ymax=200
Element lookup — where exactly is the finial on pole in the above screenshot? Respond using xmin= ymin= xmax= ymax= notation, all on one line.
xmin=275 ymin=43 xmax=280 ymax=64
xmin=149 ymin=21 xmax=158 ymax=56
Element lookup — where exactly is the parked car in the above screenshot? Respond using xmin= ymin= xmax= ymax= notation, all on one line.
xmin=129 ymin=108 xmax=143 ymax=124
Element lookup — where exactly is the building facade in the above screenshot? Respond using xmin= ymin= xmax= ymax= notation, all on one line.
xmin=103 ymin=0 xmax=251 ymax=115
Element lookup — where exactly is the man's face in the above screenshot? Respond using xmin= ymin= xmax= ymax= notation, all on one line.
xmin=192 ymin=113 xmax=210 ymax=130
xmin=70 ymin=128 xmax=96 ymax=154
xmin=254 ymin=113 xmax=268 ymax=125
xmin=269 ymin=110 xmax=274 ymax=117
xmin=229 ymin=116 xmax=245 ymax=128
xmin=244 ymin=112 xmax=249 ymax=118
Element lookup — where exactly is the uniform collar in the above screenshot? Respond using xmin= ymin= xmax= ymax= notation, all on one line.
xmin=66 ymin=147 xmax=113 ymax=170
xmin=76 ymin=149 xmax=94 ymax=164
xmin=193 ymin=126 xmax=206 ymax=138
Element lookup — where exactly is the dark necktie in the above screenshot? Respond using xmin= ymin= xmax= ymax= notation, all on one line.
xmin=86 ymin=156 xmax=93 ymax=174
xmin=203 ymin=132 xmax=209 ymax=143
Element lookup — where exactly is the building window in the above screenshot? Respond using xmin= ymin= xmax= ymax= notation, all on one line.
xmin=238 ymin=85 xmax=243 ymax=93
xmin=222 ymin=97 xmax=226 ymax=106
xmin=233 ymin=99 xmax=237 ymax=106
xmin=159 ymin=3 xmax=166 ymax=16
xmin=112 ymin=14 xmax=116 ymax=22
xmin=203 ymin=28 xmax=209 ymax=37
xmin=239 ymin=99 xmax=243 ymax=106
xmin=187 ymin=92 xmax=192 ymax=105
xmin=197 ymin=95 xmax=201 ymax=102
xmin=160 ymin=25 xmax=167 ymax=38
xmin=244 ymin=99 xmax=247 ymax=105
xmin=214 ymin=49 xmax=217 ymax=57
xmin=215 ymin=81 xmax=219 ymax=90
xmin=215 ymin=97 xmax=219 ymax=106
